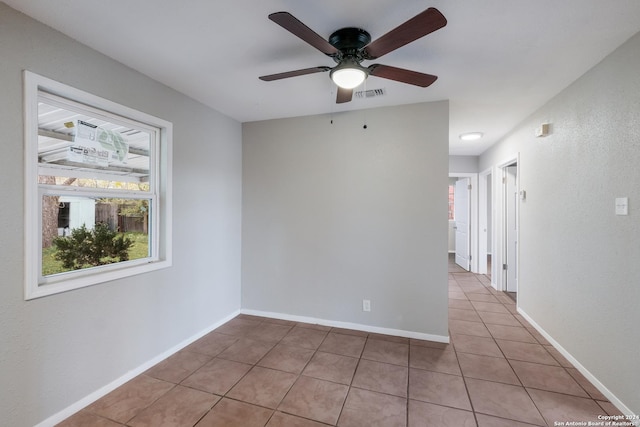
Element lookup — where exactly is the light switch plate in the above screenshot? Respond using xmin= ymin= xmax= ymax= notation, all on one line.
xmin=615 ymin=197 xmax=628 ymax=215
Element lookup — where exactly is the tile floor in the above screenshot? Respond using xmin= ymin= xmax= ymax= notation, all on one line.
xmin=57 ymin=264 xmax=623 ymax=426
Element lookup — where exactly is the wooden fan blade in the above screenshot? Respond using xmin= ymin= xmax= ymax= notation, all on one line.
xmin=363 ymin=7 xmax=447 ymax=60
xmin=259 ymin=66 xmax=331 ymax=81
xmin=336 ymin=87 xmax=353 ymax=104
xmin=269 ymin=12 xmax=339 ymax=56
xmin=368 ymin=64 xmax=437 ymax=87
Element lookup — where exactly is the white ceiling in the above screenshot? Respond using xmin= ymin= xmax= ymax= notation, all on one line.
xmin=6 ymin=0 xmax=640 ymax=155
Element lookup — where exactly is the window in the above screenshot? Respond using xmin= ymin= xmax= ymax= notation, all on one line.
xmin=24 ymin=71 xmax=172 ymax=299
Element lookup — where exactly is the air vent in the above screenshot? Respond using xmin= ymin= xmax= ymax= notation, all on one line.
xmin=354 ymin=88 xmax=386 ymax=99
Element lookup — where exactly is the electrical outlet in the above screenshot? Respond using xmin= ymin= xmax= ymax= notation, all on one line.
xmin=362 ymin=299 xmax=371 ymax=312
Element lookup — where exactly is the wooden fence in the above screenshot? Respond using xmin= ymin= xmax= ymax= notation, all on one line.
xmin=95 ymin=202 xmax=146 ymax=233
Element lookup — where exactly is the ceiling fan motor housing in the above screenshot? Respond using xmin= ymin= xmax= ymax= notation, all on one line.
xmin=328 ymin=27 xmax=371 ymax=61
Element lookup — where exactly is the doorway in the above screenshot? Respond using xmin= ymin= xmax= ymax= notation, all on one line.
xmin=454 ymin=177 xmax=470 ymax=270
xmin=448 ymin=173 xmax=478 ymax=273
xmin=503 ymin=162 xmax=519 ymax=300
xmin=478 ymin=169 xmax=493 ymax=279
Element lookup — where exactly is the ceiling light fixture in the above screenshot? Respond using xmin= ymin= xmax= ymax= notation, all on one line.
xmin=330 ymin=60 xmax=368 ymax=89
xmin=459 ymin=132 xmax=484 ymax=141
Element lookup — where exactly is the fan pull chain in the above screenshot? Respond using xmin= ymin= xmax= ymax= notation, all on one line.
xmin=362 ymin=80 xmax=368 ymax=129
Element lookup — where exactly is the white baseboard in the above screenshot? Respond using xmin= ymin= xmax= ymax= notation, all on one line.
xmin=241 ymin=308 xmax=450 ymax=344
xmin=34 ymin=309 xmax=241 ymax=427
xmin=518 ymin=308 xmax=638 ymax=423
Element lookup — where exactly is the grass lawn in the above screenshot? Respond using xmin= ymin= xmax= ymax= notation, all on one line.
xmin=42 ymin=232 xmax=149 ymax=276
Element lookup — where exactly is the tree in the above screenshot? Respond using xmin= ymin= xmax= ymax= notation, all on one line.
xmin=40 ymin=176 xmax=78 ymax=248
xmin=52 ymin=223 xmax=133 ymax=269
xmin=40 ymin=176 xmax=59 ymax=248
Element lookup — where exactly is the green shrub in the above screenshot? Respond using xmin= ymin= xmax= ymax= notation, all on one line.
xmin=53 ymin=223 xmax=133 ymax=269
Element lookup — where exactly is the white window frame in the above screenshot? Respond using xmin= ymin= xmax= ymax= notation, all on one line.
xmin=24 ymin=71 xmax=172 ymax=300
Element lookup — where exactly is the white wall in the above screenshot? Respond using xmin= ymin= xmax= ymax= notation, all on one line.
xmin=0 ymin=4 xmax=242 ymax=426
xmin=449 ymin=155 xmax=479 ymax=173
xmin=242 ymin=102 xmax=449 ymax=338
xmin=479 ymin=31 xmax=640 ymax=414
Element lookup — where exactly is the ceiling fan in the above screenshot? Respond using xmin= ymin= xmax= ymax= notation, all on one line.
xmin=259 ymin=7 xmax=447 ymax=104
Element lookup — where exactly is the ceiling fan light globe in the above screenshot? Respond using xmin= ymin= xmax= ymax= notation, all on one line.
xmin=331 ymin=68 xmax=367 ymax=89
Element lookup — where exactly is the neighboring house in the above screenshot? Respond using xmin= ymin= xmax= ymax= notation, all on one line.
xmin=57 ymin=196 xmax=95 ymax=236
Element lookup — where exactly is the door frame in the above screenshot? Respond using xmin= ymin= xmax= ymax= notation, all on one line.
xmin=492 ymin=154 xmax=520 ymax=292
xmin=504 ymin=164 xmax=519 ymax=293
xmin=448 ymin=173 xmax=478 ymax=273
xmin=478 ymin=167 xmax=492 ymax=277
xmin=454 ymin=177 xmax=471 ymax=270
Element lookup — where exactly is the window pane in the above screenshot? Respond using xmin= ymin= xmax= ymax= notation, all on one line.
xmin=37 ymin=98 xmax=151 ymax=190
xmin=42 ymin=195 xmax=152 ymax=277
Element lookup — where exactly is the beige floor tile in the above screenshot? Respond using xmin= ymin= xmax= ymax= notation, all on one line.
xmin=544 ymin=345 xmax=574 ymax=367
xmin=329 ymin=327 xmax=368 ymax=337
xmin=466 ymin=293 xmax=501 ymax=303
xmin=216 ymin=338 xmax=275 ymax=364
xmin=145 ymin=350 xmax=211 ymax=384
xmin=449 ymin=319 xmax=492 ymax=338
xmin=277 ymin=376 xmax=348 ymax=425
xmin=470 ymin=301 xmax=511 ymax=314
xmin=486 ymin=324 xmax=538 ymax=343
xmin=477 ymin=311 xmax=522 ymax=327
xmin=301 ymin=351 xmax=358 ymax=385
xmin=317 ymin=332 xmax=366 ymax=358
xmin=227 ymin=366 xmax=297 ymax=409
xmin=466 ymin=378 xmax=545 ymax=425
xmin=280 ymin=327 xmax=328 ymax=350
xmin=85 ymin=375 xmax=174 ymax=424
xmin=409 ymin=338 xmax=453 ymax=350
xmin=195 ymin=398 xmax=272 ymax=427
xmin=527 ymin=388 xmax=604 ymax=425
xmin=457 ymin=352 xmax=520 ymax=385
xmin=496 ymin=340 xmax=559 ymax=365
xmin=338 ymin=388 xmax=407 ymax=427
xmin=266 ymin=411 xmax=330 ymax=427
xmin=451 ymin=334 xmax=504 ymax=358
xmin=565 ymin=368 xmax=608 ymax=401
xmin=257 ymin=343 xmax=315 ymax=374
xmin=215 ymin=318 xmax=261 ymax=337
xmin=409 ymin=345 xmax=461 ymax=375
xmin=55 ymin=411 xmax=124 ymax=427
xmin=184 ymin=332 xmax=239 ymax=357
xmin=243 ymin=322 xmax=293 ymax=343
xmin=128 ymin=385 xmax=218 ymax=427
xmin=181 ymin=357 xmax=252 ymax=395
xmin=361 ymin=338 xmax=409 ymax=366
xmin=510 ymin=360 xmax=589 ymax=397
xmin=448 ymin=299 xmax=475 ymax=310
xmin=449 ymin=308 xmax=482 ymax=322
xmin=408 ymin=400 xmax=476 ymax=427
xmin=409 ymin=368 xmax=471 ymax=411
xmin=596 ymin=400 xmax=624 ymax=416
xmin=351 ymin=359 xmax=408 ymax=397
xmin=475 ymin=413 xmax=545 ymax=426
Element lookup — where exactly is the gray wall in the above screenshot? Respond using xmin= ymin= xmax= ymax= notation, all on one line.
xmin=480 ymin=31 xmax=640 ymax=414
xmin=242 ymin=102 xmax=449 ymax=337
xmin=0 ymin=4 xmax=242 ymax=426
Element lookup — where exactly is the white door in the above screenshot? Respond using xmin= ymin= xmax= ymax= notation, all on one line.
xmin=454 ymin=178 xmax=470 ymax=270
xmin=505 ymin=166 xmax=518 ymax=292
